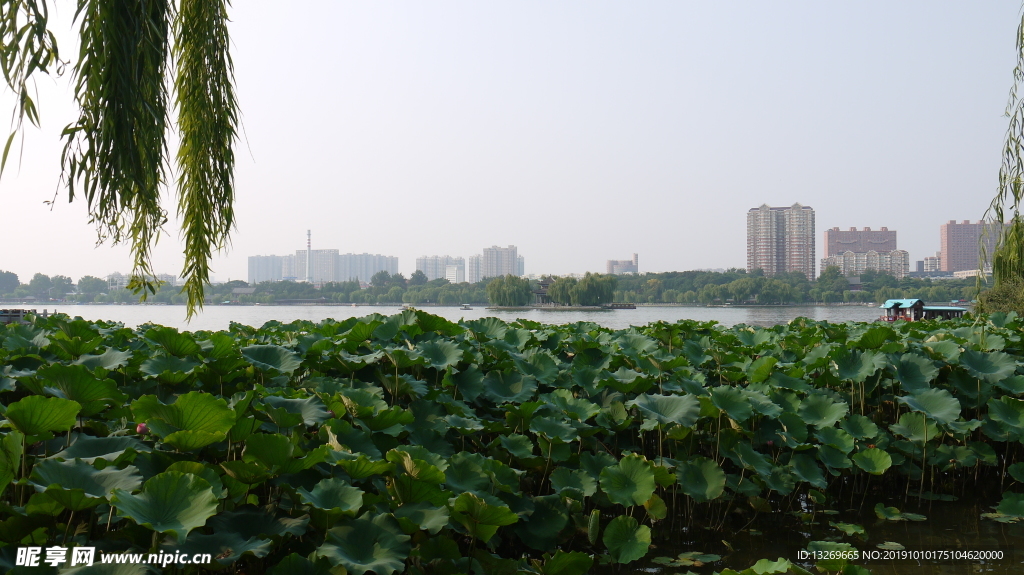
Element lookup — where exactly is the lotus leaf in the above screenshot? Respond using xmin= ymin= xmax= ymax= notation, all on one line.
xmin=817 ymin=445 xmax=852 ymax=470
xmin=0 ymin=431 xmax=24 ymax=498
xmin=988 ymin=396 xmax=1024 ymax=430
xmin=514 ymin=350 xmax=560 ymax=384
xmin=514 ymin=494 xmax=569 ymax=550
xmin=545 ymin=389 xmax=601 ymax=421
xmin=579 ymin=451 xmax=618 ymax=480
xmin=627 ymin=393 xmax=700 ymax=428
xmin=499 ymin=434 xmax=536 ymax=459
xmin=336 ymin=454 xmax=395 ymax=480
xmin=996 ymin=375 xmax=1024 ymax=394
xmin=541 ymin=550 xmax=594 ymax=575
xmin=710 ymin=386 xmax=753 ymax=422
xmin=445 ymin=452 xmax=491 ymax=493
xmin=530 ymin=416 xmax=579 ymax=443
xmin=132 ymin=392 xmax=236 ymax=451
xmin=416 ymin=340 xmax=464 ymax=370
xmin=263 ymin=395 xmax=330 ymax=426
xmin=746 ymin=390 xmax=783 ymax=418
xmin=960 ymin=349 xmax=1017 ymax=382
xmin=836 ymin=350 xmax=883 ymax=382
xmin=220 ymin=460 xmax=272 ymax=484
xmin=4 ymin=395 xmax=81 ymax=441
xmin=205 ymin=506 xmax=309 ymax=540
xmin=173 ymin=531 xmax=273 ymax=565
xmin=873 ymin=502 xmax=926 ymax=522
xmin=615 ymin=333 xmax=659 ymax=357
xmin=897 ymin=388 xmax=961 ymax=426
xmin=893 ymin=354 xmax=939 ymax=394
xmin=298 ymin=477 xmax=364 ymax=524
xmin=923 ymin=340 xmax=961 ymax=362
xmin=853 ymin=325 xmax=896 ymax=348
xmin=841 ymin=414 xmax=879 ymax=439
xmin=483 ymin=371 xmax=538 ymax=404
xmin=314 ymin=513 xmax=412 ymax=575
xmin=729 ymin=442 xmax=772 ymax=477
xmin=30 ymin=458 xmax=142 ymax=510
xmin=745 ymin=356 xmax=778 ymax=383
xmin=790 ymin=453 xmax=827 ymax=488
xmin=241 ymin=344 xmax=302 ymax=374
xmin=550 ymin=467 xmax=598 ymax=497
xmin=139 ymin=354 xmax=200 ymax=383
xmin=77 ymin=349 xmax=137 ymax=380
xmin=110 ymin=471 xmax=218 ymax=544
xmin=35 ymin=364 xmax=126 ymax=416
xmin=887 ymin=413 xmax=936 ymax=445
xmin=165 ymin=461 xmax=225 ymax=498
xmin=1009 ymin=462 xmax=1024 ymax=483
xmin=997 ymin=492 xmax=1024 ymax=518
xmin=816 ymin=427 xmax=855 ymax=453
xmin=327 ymin=420 xmax=381 ymax=458
xmin=145 ymin=326 xmax=201 ymax=357
xmin=386 ymin=449 xmax=446 ymax=483
xmin=603 ymin=514 xmax=651 ymax=563
xmin=51 ymin=434 xmax=149 ymax=463
xmin=600 ymin=454 xmax=656 ymax=507
xmin=852 ymin=448 xmax=892 ymax=475
xmin=450 ymin=492 xmax=519 ymax=543
xmin=464 ymin=317 xmax=509 ymax=340
xmin=392 ymin=502 xmax=449 ymax=535
xmin=798 ymin=394 xmax=849 ymax=429
xmin=768 ymin=371 xmax=811 ymax=392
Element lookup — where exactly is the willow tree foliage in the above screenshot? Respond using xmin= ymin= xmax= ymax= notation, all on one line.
xmin=988 ymin=9 xmax=1024 ymax=284
xmin=0 ymin=0 xmax=237 ymax=317
xmin=486 ymin=275 xmax=533 ymax=306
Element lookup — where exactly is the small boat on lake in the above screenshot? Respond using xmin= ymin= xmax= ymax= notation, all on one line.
xmin=460 ymin=304 xmax=473 ymax=310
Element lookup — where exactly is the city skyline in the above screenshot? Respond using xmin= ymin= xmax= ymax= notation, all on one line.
xmin=0 ymin=2 xmax=1018 ymax=286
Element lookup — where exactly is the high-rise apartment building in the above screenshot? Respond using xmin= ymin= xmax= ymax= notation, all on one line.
xmin=824 ymin=227 xmax=897 ymax=257
xmin=248 ymin=255 xmax=284 ymax=284
xmin=251 ymin=251 xmax=397 ymax=285
xmin=481 ymin=245 xmax=520 ymax=279
xmin=467 ymin=255 xmax=482 ymax=283
xmin=746 ymin=203 xmax=816 ymax=280
xmin=295 ymin=249 xmax=340 ymax=284
xmin=820 ymin=226 xmax=906 ymax=278
xmin=940 ymin=220 xmax=1003 ymax=272
xmin=445 ymin=264 xmax=465 ymax=284
xmin=416 ymin=256 xmax=466 ymax=281
xmin=336 ymin=253 xmax=399 ymax=284
xmin=281 ymin=254 xmax=298 ymax=281
xmin=607 ymin=254 xmax=639 ymax=274
xmin=821 ymin=250 xmax=910 ymax=279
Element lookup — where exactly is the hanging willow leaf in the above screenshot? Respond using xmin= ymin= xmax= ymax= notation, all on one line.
xmin=2 ymin=0 xmax=238 ymax=317
xmin=62 ymin=0 xmax=172 ymax=306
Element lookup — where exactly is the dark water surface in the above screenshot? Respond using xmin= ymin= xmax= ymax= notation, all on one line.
xmin=601 ymin=490 xmax=1024 ymax=575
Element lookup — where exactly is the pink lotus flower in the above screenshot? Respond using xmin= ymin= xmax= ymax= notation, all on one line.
xmin=136 ymin=423 xmax=149 ymax=434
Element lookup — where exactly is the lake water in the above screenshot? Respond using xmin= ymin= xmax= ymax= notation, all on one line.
xmin=27 ymin=304 xmax=885 ymax=332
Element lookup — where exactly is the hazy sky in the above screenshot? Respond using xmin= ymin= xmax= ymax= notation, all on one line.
xmin=1 ymin=1 xmax=1021 ymax=283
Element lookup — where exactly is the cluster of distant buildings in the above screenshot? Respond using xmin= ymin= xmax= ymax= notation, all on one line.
xmin=746 ymin=204 xmax=1002 ymax=281
xmin=246 ymin=233 xmax=530 ymax=286
xmin=416 ymin=246 xmax=525 ymax=284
